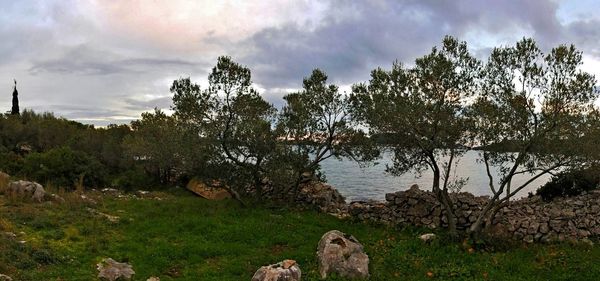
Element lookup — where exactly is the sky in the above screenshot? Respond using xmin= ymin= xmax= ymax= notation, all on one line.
xmin=1 ymin=0 xmax=600 ymax=126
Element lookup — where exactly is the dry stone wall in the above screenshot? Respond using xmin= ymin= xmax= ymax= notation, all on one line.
xmin=347 ymin=184 xmax=600 ymax=243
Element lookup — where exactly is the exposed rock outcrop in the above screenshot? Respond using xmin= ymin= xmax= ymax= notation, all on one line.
xmin=6 ymin=180 xmax=48 ymax=202
xmin=186 ymin=178 xmax=231 ymax=200
xmin=251 ymin=259 xmax=301 ymax=281
xmin=97 ymin=258 xmax=135 ymax=281
xmin=317 ymin=230 xmax=369 ymax=279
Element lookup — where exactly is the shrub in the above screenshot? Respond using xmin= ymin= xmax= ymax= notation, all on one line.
xmin=536 ymin=168 xmax=600 ymax=201
xmin=19 ymin=147 xmax=107 ymax=189
xmin=111 ymin=167 xmax=159 ymax=191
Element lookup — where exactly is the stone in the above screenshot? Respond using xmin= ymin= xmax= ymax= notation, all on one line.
xmin=348 ymin=183 xmax=600 ymax=244
xmin=97 ymin=258 xmax=135 ymax=281
xmin=186 ymin=178 xmax=231 ymax=200
xmin=87 ymin=208 xmax=120 ymax=223
xmin=317 ymin=230 xmax=369 ymax=279
xmin=419 ymin=233 xmax=436 ymax=242
xmin=539 ymin=223 xmax=550 ymax=234
xmin=298 ymin=181 xmax=347 ymax=213
xmin=146 ymin=277 xmax=160 ymax=281
xmin=0 ymin=274 xmax=12 ymax=281
xmin=0 ymin=171 xmax=9 ymax=185
xmin=251 ymin=260 xmax=301 ymax=281
xmin=7 ymin=180 xmax=47 ymax=202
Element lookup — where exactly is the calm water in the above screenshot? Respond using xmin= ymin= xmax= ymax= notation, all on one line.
xmin=320 ymin=150 xmax=551 ymax=201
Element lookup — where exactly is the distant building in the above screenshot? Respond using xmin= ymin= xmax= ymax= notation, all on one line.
xmin=11 ymin=79 xmax=19 ymax=115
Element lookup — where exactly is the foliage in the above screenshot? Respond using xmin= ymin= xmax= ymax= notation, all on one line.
xmin=20 ymin=146 xmax=107 ymax=189
xmin=468 ymin=38 xmax=598 ymax=235
xmin=536 ymin=168 xmax=600 ymax=201
xmin=350 ymin=36 xmax=481 ymax=233
xmin=171 ymin=56 xmax=277 ymax=195
xmin=123 ymin=109 xmax=183 ymax=184
xmin=276 ymin=69 xmax=376 ymax=190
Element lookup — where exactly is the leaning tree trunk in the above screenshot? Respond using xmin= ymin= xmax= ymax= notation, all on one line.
xmin=432 ymin=169 xmax=458 ymax=237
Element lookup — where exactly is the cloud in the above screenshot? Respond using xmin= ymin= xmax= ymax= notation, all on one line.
xmin=1 ymin=0 xmax=600 ymax=126
xmin=122 ymin=96 xmax=173 ymax=111
xmin=28 ymin=45 xmax=206 ymax=75
xmin=238 ymin=0 xmax=575 ymax=89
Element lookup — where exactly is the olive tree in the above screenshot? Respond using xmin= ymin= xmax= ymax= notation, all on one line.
xmin=468 ymin=38 xmax=598 ymax=236
xmin=123 ymin=108 xmax=182 ymax=184
xmin=350 ymin=36 xmax=481 ymax=234
xmin=171 ymin=56 xmax=277 ymax=197
xmin=276 ymin=69 xmax=374 ymax=192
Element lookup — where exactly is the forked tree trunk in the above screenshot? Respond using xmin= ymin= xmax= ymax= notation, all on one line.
xmin=432 ymin=169 xmax=458 ymax=237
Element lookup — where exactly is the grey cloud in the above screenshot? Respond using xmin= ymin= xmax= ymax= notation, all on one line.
xmin=28 ymin=104 xmax=128 ymax=120
xmin=123 ymin=96 xmax=173 ymax=111
xmin=238 ymin=0 xmax=574 ymax=90
xmin=29 ymin=45 xmax=206 ymax=75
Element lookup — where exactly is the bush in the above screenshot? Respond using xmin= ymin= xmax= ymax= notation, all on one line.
xmin=536 ymin=168 xmax=599 ymax=201
xmin=111 ymin=167 xmax=159 ymax=191
xmin=19 ymin=147 xmax=107 ymax=189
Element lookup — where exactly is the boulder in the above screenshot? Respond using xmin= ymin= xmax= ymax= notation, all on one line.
xmin=419 ymin=233 xmax=436 ymax=242
xmin=186 ymin=178 xmax=231 ymax=200
xmin=0 ymin=171 xmax=9 ymax=184
xmin=251 ymin=259 xmax=301 ymax=281
xmin=7 ymin=180 xmax=47 ymax=202
xmin=317 ymin=230 xmax=369 ymax=279
xmin=97 ymin=258 xmax=135 ymax=281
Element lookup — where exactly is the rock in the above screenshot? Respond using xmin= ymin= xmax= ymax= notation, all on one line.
xmin=7 ymin=180 xmax=47 ymax=202
xmin=419 ymin=233 xmax=436 ymax=242
xmin=251 ymin=259 xmax=301 ymax=281
xmin=97 ymin=258 xmax=135 ymax=281
xmin=186 ymin=178 xmax=231 ymax=200
xmin=317 ymin=230 xmax=369 ymax=279
xmin=146 ymin=277 xmax=160 ymax=281
xmin=0 ymin=171 xmax=9 ymax=184
xmin=0 ymin=274 xmax=12 ymax=281
xmin=87 ymin=208 xmax=120 ymax=223
xmin=298 ymin=181 xmax=347 ymax=213
xmin=539 ymin=223 xmax=550 ymax=234
xmin=101 ymin=188 xmax=121 ymax=195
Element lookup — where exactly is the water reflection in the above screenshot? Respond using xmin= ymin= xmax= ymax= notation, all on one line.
xmin=320 ymin=150 xmax=551 ymax=201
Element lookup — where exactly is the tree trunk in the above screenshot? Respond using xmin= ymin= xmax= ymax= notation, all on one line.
xmin=432 ymin=168 xmax=457 ymax=237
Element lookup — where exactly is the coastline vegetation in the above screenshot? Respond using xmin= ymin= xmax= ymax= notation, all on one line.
xmin=1 ymin=35 xmax=599 ymax=279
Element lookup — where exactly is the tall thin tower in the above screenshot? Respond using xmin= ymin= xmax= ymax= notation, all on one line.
xmin=11 ymin=79 xmax=19 ymax=115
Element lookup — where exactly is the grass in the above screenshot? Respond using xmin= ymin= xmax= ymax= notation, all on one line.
xmin=0 ymin=189 xmax=599 ymax=281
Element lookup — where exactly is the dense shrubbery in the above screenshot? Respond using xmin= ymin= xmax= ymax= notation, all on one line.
xmin=536 ymin=168 xmax=600 ymax=201
xmin=0 ymin=112 xmax=133 ymax=189
xmin=20 ymin=147 xmax=107 ymax=189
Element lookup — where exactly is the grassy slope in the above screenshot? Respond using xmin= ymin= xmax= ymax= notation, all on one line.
xmin=0 ymin=191 xmax=599 ymax=281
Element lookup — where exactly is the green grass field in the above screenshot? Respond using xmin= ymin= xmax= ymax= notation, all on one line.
xmin=1 ymin=190 xmax=599 ymax=281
